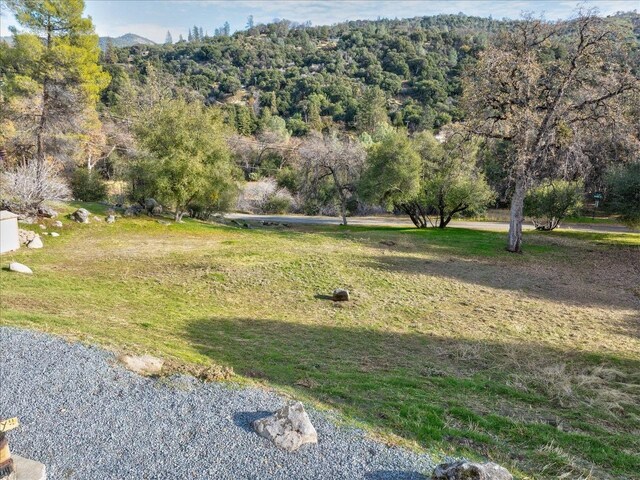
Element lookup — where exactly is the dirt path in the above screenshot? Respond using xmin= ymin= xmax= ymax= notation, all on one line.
xmin=227 ymin=213 xmax=632 ymax=234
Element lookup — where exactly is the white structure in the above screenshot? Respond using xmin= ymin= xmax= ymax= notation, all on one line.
xmin=0 ymin=210 xmax=20 ymax=254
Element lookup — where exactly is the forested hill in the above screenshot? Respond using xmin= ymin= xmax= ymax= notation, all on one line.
xmin=101 ymin=12 xmax=640 ymax=135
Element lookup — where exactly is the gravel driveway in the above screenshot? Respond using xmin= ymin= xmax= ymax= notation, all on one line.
xmin=0 ymin=327 xmax=441 ymax=479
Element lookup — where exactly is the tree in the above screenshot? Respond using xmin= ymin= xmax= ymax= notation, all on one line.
xmin=134 ymin=99 xmax=238 ymax=221
xmin=524 ymin=180 xmax=584 ymax=231
xmin=606 ymin=162 xmax=640 ymax=227
xmin=415 ymin=129 xmax=494 ymax=228
xmin=356 ymin=86 xmax=388 ymax=132
xmin=360 ymin=130 xmax=423 ymax=226
xmin=361 ymin=128 xmax=493 ymax=228
xmin=463 ymin=10 xmax=638 ymax=252
xmin=246 ymin=15 xmax=254 ymax=30
xmin=223 ymin=22 xmax=230 ymax=37
xmin=298 ymin=132 xmax=366 ymax=225
xmin=165 ymin=30 xmax=173 ymax=44
xmin=3 ymin=0 xmax=109 ymax=205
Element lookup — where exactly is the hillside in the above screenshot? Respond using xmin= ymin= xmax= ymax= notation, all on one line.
xmin=99 ymin=33 xmax=155 ymax=49
xmin=101 ymin=12 xmax=639 ymax=135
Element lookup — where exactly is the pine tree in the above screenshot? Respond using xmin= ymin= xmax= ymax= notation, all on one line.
xmin=246 ymin=15 xmax=254 ymax=30
xmin=223 ymin=21 xmax=230 ymax=36
xmin=4 ymin=0 xmax=110 ymax=168
xmin=187 ymin=29 xmax=192 ymax=42
xmin=193 ymin=25 xmax=200 ymax=41
xmin=165 ymin=30 xmax=173 ymax=44
xmin=178 ymin=34 xmax=184 ymax=42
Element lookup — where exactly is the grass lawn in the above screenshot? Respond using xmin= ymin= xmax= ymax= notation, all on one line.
xmin=2 ymin=202 xmax=639 ymax=479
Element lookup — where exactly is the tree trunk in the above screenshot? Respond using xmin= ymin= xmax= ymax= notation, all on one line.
xmin=507 ymin=178 xmax=526 ymax=253
xmin=340 ymin=202 xmax=348 ymax=226
xmin=175 ymin=211 xmax=183 ymax=222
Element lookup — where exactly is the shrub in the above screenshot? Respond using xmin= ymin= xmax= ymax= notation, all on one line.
xmin=236 ymin=178 xmax=294 ymax=213
xmin=606 ymin=162 xmax=640 ymax=228
xmin=524 ymin=180 xmax=584 ymax=231
xmin=70 ymin=168 xmax=108 ymax=202
xmin=1 ymin=161 xmax=70 ymax=212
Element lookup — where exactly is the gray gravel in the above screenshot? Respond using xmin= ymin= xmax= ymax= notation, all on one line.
xmin=0 ymin=327 xmax=441 ymax=479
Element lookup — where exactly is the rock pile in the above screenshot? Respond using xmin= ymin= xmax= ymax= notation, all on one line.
xmin=18 ymin=229 xmax=43 ymax=248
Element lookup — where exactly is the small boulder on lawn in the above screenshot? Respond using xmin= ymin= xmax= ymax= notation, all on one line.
xmin=50 ymin=232 xmax=60 ymax=237
xmin=252 ymin=401 xmax=318 ymax=452
xmin=72 ymin=208 xmax=90 ymax=223
xmin=53 ymin=220 xmax=63 ymax=228
xmin=431 ymin=461 xmax=513 ymax=480
xmin=332 ymin=288 xmax=350 ymax=301
xmin=119 ymin=354 xmax=164 ymax=376
xmin=27 ymin=236 xmax=43 ymax=249
xmin=106 ymin=214 xmax=116 ymax=224
xmin=18 ymin=229 xmax=37 ymax=246
xmin=37 ymin=205 xmax=58 ymax=218
xmin=9 ymin=262 xmax=33 ymax=275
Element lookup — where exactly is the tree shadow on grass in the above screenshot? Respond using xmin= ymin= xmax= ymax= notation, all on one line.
xmin=365 ymin=253 xmax=639 ymax=312
xmin=182 ymin=316 xmax=640 ymax=479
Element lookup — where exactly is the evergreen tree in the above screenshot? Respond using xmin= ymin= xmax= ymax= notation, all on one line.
xmin=246 ymin=15 xmax=254 ymax=30
xmin=223 ymin=21 xmax=230 ymax=36
xmin=198 ymin=27 xmax=204 ymax=40
xmin=165 ymin=30 xmax=173 ymax=44
xmin=4 ymin=0 xmax=110 ymax=171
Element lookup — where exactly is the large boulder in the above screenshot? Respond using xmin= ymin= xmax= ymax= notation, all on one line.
xmin=18 ymin=229 xmax=37 ymax=246
xmin=9 ymin=262 xmax=33 ymax=274
xmin=27 ymin=236 xmax=43 ymax=249
xmin=431 ymin=461 xmax=513 ymax=480
xmin=72 ymin=208 xmax=90 ymax=223
xmin=252 ymin=402 xmax=318 ymax=452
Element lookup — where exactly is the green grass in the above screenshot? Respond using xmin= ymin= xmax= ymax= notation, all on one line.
xmin=2 ymin=203 xmax=639 ymax=479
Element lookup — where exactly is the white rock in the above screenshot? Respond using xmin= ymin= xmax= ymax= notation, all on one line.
xmin=119 ymin=354 xmax=164 ymax=375
xmin=27 ymin=236 xmax=43 ymax=249
xmin=253 ymin=402 xmax=318 ymax=452
xmin=53 ymin=220 xmax=63 ymax=228
xmin=13 ymin=454 xmax=46 ymax=480
xmin=9 ymin=262 xmax=33 ymax=274
xmin=39 ymin=224 xmax=46 ymax=230
xmin=50 ymin=232 xmax=60 ymax=237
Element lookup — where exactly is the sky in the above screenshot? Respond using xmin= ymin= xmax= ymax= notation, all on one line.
xmin=0 ymin=0 xmax=638 ymax=43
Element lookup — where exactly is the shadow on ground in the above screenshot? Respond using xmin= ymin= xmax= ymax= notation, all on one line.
xmin=182 ymin=316 xmax=640 ymax=479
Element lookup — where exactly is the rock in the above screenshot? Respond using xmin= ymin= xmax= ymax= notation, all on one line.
xmin=124 ymin=204 xmax=143 ymax=217
xmin=13 ymin=455 xmax=46 ymax=480
xmin=72 ymin=208 xmax=90 ymax=223
xmin=50 ymin=232 xmax=60 ymax=237
xmin=18 ymin=229 xmax=37 ymax=246
xmin=39 ymin=224 xmax=46 ymax=230
xmin=431 ymin=461 xmax=513 ymax=480
xmin=92 ymin=216 xmax=102 ymax=222
xmin=119 ymin=354 xmax=164 ymax=376
xmin=18 ymin=216 xmax=35 ymax=224
xmin=252 ymin=401 xmax=318 ymax=452
xmin=144 ymin=198 xmax=160 ymax=214
xmin=151 ymin=205 xmax=163 ymax=216
xmin=332 ymin=289 xmax=350 ymax=302
xmin=37 ymin=205 xmax=58 ymax=218
xmin=27 ymin=236 xmax=43 ymax=249
xmin=106 ymin=215 xmax=116 ymax=224
xmin=9 ymin=262 xmax=33 ymax=274
xmin=53 ymin=220 xmax=63 ymax=228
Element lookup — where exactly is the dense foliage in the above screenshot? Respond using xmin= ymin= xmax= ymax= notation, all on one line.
xmin=524 ymin=180 xmax=584 ymax=231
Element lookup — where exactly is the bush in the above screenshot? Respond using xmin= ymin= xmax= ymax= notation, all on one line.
xmin=236 ymin=178 xmax=294 ymax=213
xmin=524 ymin=180 xmax=583 ymax=231
xmin=606 ymin=162 xmax=640 ymax=228
xmin=70 ymin=168 xmax=108 ymax=202
xmin=0 ymin=161 xmax=70 ymax=212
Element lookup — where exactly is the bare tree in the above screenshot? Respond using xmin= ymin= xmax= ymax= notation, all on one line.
xmin=463 ymin=9 xmax=639 ymax=252
xmin=298 ymin=132 xmax=366 ymax=225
